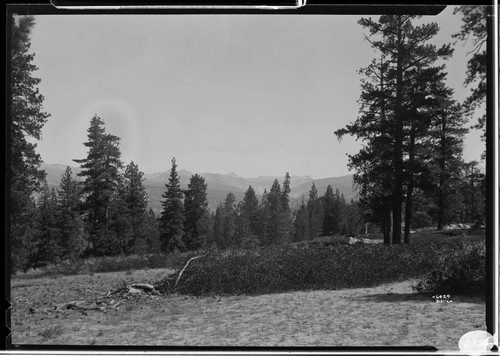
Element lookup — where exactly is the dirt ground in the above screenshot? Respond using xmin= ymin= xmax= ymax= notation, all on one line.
xmin=9 ymin=267 xmax=486 ymax=350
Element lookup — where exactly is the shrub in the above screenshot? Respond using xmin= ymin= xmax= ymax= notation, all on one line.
xmin=172 ymin=241 xmax=456 ymax=296
xmin=240 ymin=237 xmax=261 ymax=250
xmin=413 ymin=240 xmax=485 ymax=295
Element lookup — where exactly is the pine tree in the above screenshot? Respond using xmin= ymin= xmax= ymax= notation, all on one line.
xmin=236 ymin=201 xmax=253 ymax=246
xmin=137 ymin=209 xmax=161 ymax=253
xmin=268 ymin=179 xmax=289 ymax=244
xmin=10 ymin=15 xmax=50 ymax=270
xmin=107 ymin=176 xmax=132 ymax=255
xmin=159 ymin=158 xmax=185 ymax=253
xmin=212 ymin=203 xmax=225 ymax=248
xmin=281 ymin=172 xmax=291 ymax=211
xmin=453 ymin=6 xmax=488 ymax=134
xmin=280 ymin=173 xmax=294 ymax=241
xmin=183 ymin=174 xmax=209 ymax=250
xmin=335 ymin=50 xmax=394 ymax=244
xmin=399 ymin=66 xmax=465 ymax=239
xmin=307 ymin=182 xmax=323 ymax=240
xmin=34 ymin=183 xmax=62 ymax=267
xmin=322 ymin=185 xmax=335 ymax=236
xmin=222 ymin=192 xmax=238 ymax=248
xmin=56 ymin=166 xmax=85 ymax=260
xmin=119 ymin=161 xmax=150 ymax=253
xmin=337 ymin=15 xmax=453 ymax=244
xmin=343 ymin=200 xmax=364 ymax=236
xmin=461 ymin=161 xmax=486 ymax=227
xmin=293 ymin=198 xmax=309 ymax=242
xmin=258 ymin=189 xmax=271 ymax=246
xmin=74 ymin=115 xmax=123 ymax=256
xmin=425 ymin=95 xmax=468 ymax=231
xmin=241 ymin=185 xmax=260 ymax=239
xmin=322 ymin=185 xmax=346 ymax=236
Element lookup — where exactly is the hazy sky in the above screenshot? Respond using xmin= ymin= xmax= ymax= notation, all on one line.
xmin=28 ymin=7 xmax=485 ymax=178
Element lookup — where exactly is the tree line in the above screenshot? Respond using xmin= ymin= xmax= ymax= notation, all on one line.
xmin=11 ymin=113 xmax=366 ymax=268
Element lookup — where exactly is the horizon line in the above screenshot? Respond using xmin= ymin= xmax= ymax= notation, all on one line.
xmin=40 ymin=161 xmax=355 ymax=181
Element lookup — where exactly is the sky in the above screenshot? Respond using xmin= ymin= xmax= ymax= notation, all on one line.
xmin=26 ymin=6 xmax=485 ymax=179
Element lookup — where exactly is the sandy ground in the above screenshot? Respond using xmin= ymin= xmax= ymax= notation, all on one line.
xmin=9 ymin=268 xmax=486 ymax=350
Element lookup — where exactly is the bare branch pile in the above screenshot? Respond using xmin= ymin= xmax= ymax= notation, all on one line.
xmin=53 ymin=254 xmax=207 ymax=313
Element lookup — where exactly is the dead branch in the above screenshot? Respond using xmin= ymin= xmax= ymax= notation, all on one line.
xmin=173 ymin=254 xmax=208 ymax=289
xmin=55 ymin=254 xmax=207 ymax=314
xmin=56 ymin=301 xmax=104 ymax=312
xmin=125 ymin=286 xmax=143 ymax=295
xmin=109 ymin=283 xmax=127 ymax=295
xmin=110 ymin=300 xmax=124 ymax=309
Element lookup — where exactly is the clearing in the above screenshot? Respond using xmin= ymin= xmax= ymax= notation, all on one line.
xmin=10 ymin=267 xmax=485 ymax=349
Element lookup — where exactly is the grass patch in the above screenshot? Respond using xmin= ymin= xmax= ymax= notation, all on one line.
xmin=12 ymin=252 xmax=200 ymax=279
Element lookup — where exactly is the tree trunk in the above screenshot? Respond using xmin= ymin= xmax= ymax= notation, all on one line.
xmin=437 ymin=111 xmax=447 ymax=230
xmin=470 ymin=167 xmax=476 ymax=223
xmin=392 ymin=15 xmax=404 ymax=245
xmin=404 ymin=121 xmax=417 ymax=243
xmin=383 ymin=208 xmax=392 ymax=244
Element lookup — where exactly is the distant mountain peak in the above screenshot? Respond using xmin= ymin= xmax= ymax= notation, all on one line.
xmin=40 ymin=162 xmax=355 ymax=213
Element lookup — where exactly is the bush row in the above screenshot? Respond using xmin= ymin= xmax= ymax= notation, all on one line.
xmin=14 ymin=237 xmax=485 ymax=297
xmin=173 ymin=239 xmax=482 ymax=296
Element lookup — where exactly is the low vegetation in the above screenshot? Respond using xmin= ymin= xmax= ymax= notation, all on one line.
xmin=166 ymin=237 xmax=484 ymax=296
xmin=413 ymin=239 xmax=486 ymax=295
xmin=13 ymin=252 xmax=199 ymax=279
xmin=14 ymin=230 xmax=485 ymax=297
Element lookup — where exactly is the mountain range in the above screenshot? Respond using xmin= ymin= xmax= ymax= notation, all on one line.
xmin=41 ymin=163 xmax=358 ymax=213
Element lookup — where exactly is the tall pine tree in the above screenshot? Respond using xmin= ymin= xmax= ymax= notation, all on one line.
xmin=453 ymin=6 xmax=488 ymax=134
xmin=119 ymin=161 xmax=150 ymax=253
xmin=183 ymin=174 xmax=209 ymax=250
xmin=10 ymin=15 xmax=50 ymax=270
xmin=268 ymin=179 xmax=288 ymax=244
xmin=241 ymin=185 xmax=260 ymax=239
xmin=337 ymin=15 xmax=453 ymax=243
xmin=159 ymin=158 xmax=185 ymax=253
xmin=74 ymin=115 xmax=123 ymax=256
